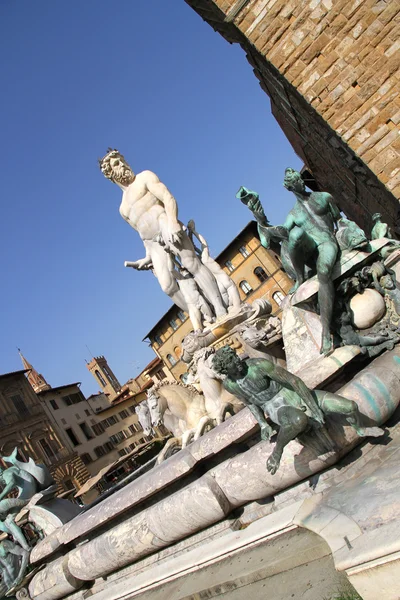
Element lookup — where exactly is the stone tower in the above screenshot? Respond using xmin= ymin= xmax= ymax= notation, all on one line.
xmin=19 ymin=350 xmax=51 ymax=393
xmin=86 ymin=355 xmax=122 ymax=400
xmin=185 ymin=0 xmax=400 ymax=232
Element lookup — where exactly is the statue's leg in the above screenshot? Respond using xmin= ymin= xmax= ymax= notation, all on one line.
xmin=12 ymin=546 xmax=29 ymax=587
xmin=177 ymin=241 xmax=227 ymax=318
xmin=248 ymin=404 xmax=274 ymax=440
xmin=287 ymin=227 xmax=310 ymax=293
xmin=156 ymin=438 xmax=181 ymax=464
xmin=150 ymin=243 xmax=189 ymax=312
xmin=217 ymin=403 xmax=235 ymax=425
xmin=267 ymin=406 xmax=309 ymax=474
xmin=5 ymin=518 xmax=30 ymax=551
xmin=193 ymin=416 xmax=214 ymax=441
xmin=316 ymin=391 xmax=384 ymax=437
xmin=316 ymin=242 xmax=338 ymax=355
xmin=359 ymin=334 xmax=391 ymax=346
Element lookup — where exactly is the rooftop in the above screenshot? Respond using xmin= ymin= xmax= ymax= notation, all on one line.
xmin=37 ymin=382 xmax=81 ymax=395
xmin=0 ymin=369 xmax=28 ymax=381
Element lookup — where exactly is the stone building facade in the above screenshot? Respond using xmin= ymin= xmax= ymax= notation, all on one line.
xmin=93 ymin=387 xmax=150 ymax=458
xmin=37 ymin=383 xmax=119 ymax=477
xmin=143 ymin=221 xmax=293 ymax=381
xmin=185 ymin=0 xmax=400 ymax=231
xmin=0 ymin=369 xmax=89 ymax=493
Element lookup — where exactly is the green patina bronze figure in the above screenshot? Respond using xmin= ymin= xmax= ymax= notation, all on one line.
xmin=0 ymin=449 xmax=55 ymax=552
xmin=0 ymin=539 xmax=29 ymax=595
xmin=212 ymin=347 xmax=384 ymax=474
xmin=238 ymin=168 xmax=342 ymax=355
xmin=371 ymin=212 xmax=393 ymax=240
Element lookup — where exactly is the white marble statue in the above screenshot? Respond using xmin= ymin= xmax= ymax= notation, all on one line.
xmin=186 ymin=220 xmax=241 ymax=310
xmin=99 ymin=149 xmax=227 ymax=330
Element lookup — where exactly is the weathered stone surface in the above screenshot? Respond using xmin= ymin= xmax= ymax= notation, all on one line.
xmin=28 ymin=556 xmax=83 ymax=600
xmin=350 ymin=288 xmax=386 ymax=329
xmin=67 ymin=475 xmax=230 ymax=581
xmin=59 ymin=451 xmax=197 ymax=546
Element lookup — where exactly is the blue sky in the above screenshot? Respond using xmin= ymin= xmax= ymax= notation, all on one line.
xmin=0 ymin=1 xmax=302 ymax=396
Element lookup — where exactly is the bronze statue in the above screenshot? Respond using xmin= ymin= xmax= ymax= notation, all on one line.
xmin=239 ymin=168 xmax=342 ymax=355
xmin=212 ymin=347 xmax=384 ymax=474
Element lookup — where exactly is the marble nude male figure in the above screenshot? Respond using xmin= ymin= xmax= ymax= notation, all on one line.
xmin=212 ymin=347 xmax=383 ymax=475
xmin=99 ymin=149 xmax=227 ymax=327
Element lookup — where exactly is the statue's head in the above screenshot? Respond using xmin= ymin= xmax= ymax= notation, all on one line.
xmin=212 ymin=346 xmax=247 ymax=378
xmin=135 ymin=402 xmax=152 ymax=436
xmin=283 ymin=168 xmax=306 ymax=193
xmin=187 ymin=219 xmax=196 ymax=232
xmin=372 ymin=213 xmax=382 ymax=223
xmin=146 ymin=389 xmax=162 ymax=427
xmin=99 ymin=149 xmax=135 ymax=186
xmin=380 ymin=274 xmax=395 ymax=290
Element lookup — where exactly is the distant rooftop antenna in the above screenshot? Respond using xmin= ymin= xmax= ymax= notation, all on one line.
xmin=85 ymin=345 xmax=95 ymax=360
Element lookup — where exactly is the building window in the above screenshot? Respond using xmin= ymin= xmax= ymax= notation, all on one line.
xmin=157 ymin=369 xmax=166 ymax=381
xmin=154 ymin=335 xmax=162 ymax=346
xmin=129 ymin=405 xmax=136 ymax=414
xmin=169 ymin=318 xmax=179 ymax=331
xmin=119 ymin=410 xmax=129 ymax=419
xmin=174 ymin=346 xmax=182 ymax=359
xmin=273 ymin=291 xmax=285 ymax=306
xmin=49 ymin=399 xmax=58 ymax=410
xmin=180 ymin=373 xmax=189 ymax=384
xmin=239 ymin=280 xmax=253 ymax=295
xmin=92 ymin=423 xmax=105 ymax=435
xmin=167 ymin=354 xmax=177 ymax=367
xmin=118 ymin=448 xmax=129 ymax=457
xmin=129 ymin=423 xmax=141 ymax=434
xmin=177 ymin=310 xmax=186 ymax=322
xmin=104 ymin=441 xmax=114 ymax=452
xmin=38 ymin=438 xmax=58 ymax=460
xmin=110 ymin=431 xmax=125 ymax=444
xmin=225 ymin=260 xmax=234 ymax=272
xmin=61 ymin=418 xmax=66 ymax=425
xmin=62 ymin=393 xmax=84 ymax=406
xmin=94 ymin=445 xmax=106 ymax=458
xmin=239 ymin=245 xmax=249 ymax=258
xmin=65 ymin=428 xmax=80 ymax=447
xmin=100 ymin=416 xmax=119 ymax=428
xmin=80 ymin=453 xmax=93 ymax=465
xmin=85 ymin=409 xmax=90 ymax=416
xmin=254 ymin=266 xmax=268 ymax=282
xmin=95 ymin=369 xmax=107 ymax=387
xmin=10 ymin=395 xmax=30 ymax=418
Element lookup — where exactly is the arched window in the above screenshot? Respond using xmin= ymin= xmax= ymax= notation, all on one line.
xmin=95 ymin=369 xmax=106 ymax=387
xmin=167 ymin=354 xmax=177 ymax=366
xmin=239 ymin=280 xmax=253 ymax=295
xmin=273 ymin=291 xmax=285 ymax=306
xmin=174 ymin=346 xmax=182 ymax=359
xmin=180 ymin=373 xmax=189 ymax=384
xmin=254 ymin=266 xmax=268 ymax=282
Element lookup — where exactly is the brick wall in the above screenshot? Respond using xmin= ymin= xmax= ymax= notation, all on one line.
xmin=185 ymin=0 xmax=400 ymax=232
